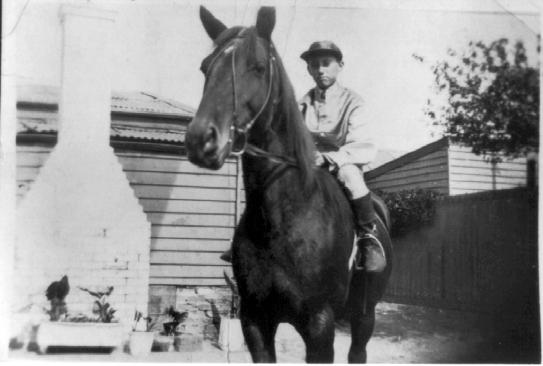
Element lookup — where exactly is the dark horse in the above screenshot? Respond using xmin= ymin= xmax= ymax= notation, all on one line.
xmin=186 ymin=6 xmax=392 ymax=363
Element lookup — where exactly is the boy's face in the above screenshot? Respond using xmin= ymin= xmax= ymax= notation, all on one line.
xmin=307 ymin=55 xmax=343 ymax=90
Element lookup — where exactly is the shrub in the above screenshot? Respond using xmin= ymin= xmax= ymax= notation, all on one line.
xmin=376 ymin=189 xmax=444 ymax=237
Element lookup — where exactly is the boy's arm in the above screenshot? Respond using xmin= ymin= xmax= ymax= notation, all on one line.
xmin=323 ymin=105 xmax=377 ymax=168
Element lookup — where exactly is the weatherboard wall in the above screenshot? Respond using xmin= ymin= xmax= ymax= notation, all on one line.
xmin=366 ymin=138 xmax=528 ymax=196
xmin=17 ymin=143 xmax=239 ymax=288
xmin=447 ymin=145 xmax=527 ymax=195
xmin=366 ymin=143 xmax=451 ymax=194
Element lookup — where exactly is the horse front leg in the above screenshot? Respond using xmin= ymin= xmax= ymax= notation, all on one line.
xmin=239 ymin=303 xmax=278 ymax=363
xmin=295 ymin=303 xmax=335 ymax=363
xmin=348 ymin=273 xmax=378 ymax=363
xmin=348 ymin=303 xmax=376 ymax=363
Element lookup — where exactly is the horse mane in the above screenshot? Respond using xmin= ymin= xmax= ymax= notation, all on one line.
xmin=268 ymin=41 xmax=317 ymax=190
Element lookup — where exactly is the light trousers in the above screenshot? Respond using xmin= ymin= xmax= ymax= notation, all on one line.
xmin=336 ymin=164 xmax=369 ymax=200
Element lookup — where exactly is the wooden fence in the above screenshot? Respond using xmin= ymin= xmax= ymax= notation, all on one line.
xmin=384 ymin=188 xmax=539 ymax=314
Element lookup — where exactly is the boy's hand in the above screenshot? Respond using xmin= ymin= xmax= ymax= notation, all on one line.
xmin=315 ymin=152 xmax=339 ymax=173
xmin=315 ymin=151 xmax=326 ymax=166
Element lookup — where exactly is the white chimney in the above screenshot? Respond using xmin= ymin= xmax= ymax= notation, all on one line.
xmin=13 ymin=5 xmax=151 ymax=328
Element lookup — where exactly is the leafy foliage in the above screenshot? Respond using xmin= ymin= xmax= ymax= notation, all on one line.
xmin=424 ymin=38 xmax=539 ymax=161
xmin=133 ymin=310 xmax=156 ymax=332
xmin=377 ymin=189 xmax=444 ymax=237
xmin=162 ymin=306 xmax=188 ymax=336
xmin=78 ymin=286 xmax=117 ymax=323
xmin=45 ymin=275 xmax=70 ymax=321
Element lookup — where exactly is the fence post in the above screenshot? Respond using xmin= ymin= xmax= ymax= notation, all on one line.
xmin=235 ymin=156 xmax=242 ymax=224
xmin=526 ymin=152 xmax=537 ymax=189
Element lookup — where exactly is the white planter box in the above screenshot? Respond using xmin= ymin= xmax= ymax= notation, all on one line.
xmin=36 ymin=321 xmax=124 ymax=353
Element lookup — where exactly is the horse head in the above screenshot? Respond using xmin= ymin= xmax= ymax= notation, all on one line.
xmin=186 ymin=6 xmax=277 ymax=170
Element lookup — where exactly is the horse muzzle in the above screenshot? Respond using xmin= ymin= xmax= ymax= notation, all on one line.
xmin=186 ymin=120 xmax=228 ymax=170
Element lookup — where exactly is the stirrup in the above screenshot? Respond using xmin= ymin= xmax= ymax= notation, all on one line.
xmin=354 ymin=231 xmax=386 ymax=272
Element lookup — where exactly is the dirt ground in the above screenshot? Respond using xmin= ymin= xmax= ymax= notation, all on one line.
xmin=9 ymin=302 xmax=540 ymax=363
xmin=274 ymin=302 xmax=539 ymax=363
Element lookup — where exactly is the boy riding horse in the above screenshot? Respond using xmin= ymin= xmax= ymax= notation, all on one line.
xmin=299 ymin=40 xmax=386 ymax=272
xmin=222 ymin=40 xmax=386 ymax=273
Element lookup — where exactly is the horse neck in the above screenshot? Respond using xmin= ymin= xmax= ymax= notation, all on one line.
xmin=241 ymin=51 xmax=314 ymax=201
xmin=241 ymin=111 xmax=289 ymax=197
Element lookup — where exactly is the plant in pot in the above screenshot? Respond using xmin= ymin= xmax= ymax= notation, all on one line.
xmin=218 ymin=270 xmax=245 ymax=352
xmin=153 ymin=306 xmax=188 ymax=352
xmin=45 ymin=275 xmax=70 ymax=321
xmin=78 ymin=285 xmax=117 ymax=322
xmin=36 ymin=278 xmax=123 ymax=354
xmin=129 ymin=310 xmax=156 ymax=357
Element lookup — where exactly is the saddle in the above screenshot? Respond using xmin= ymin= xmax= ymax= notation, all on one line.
xmin=370 ymin=192 xmax=391 ymax=230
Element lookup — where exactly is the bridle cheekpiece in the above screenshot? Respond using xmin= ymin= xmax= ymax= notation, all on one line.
xmin=204 ymin=28 xmax=276 ymax=157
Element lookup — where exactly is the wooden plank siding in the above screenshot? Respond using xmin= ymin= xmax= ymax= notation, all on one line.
xmin=448 ymin=146 xmax=527 ymax=195
xmin=366 ymin=145 xmax=450 ymax=194
xmin=17 ymin=144 xmax=240 ymax=287
xmin=366 ymin=138 xmax=529 ymax=196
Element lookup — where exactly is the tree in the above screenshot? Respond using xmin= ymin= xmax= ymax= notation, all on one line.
xmin=423 ymin=38 xmax=539 ymax=161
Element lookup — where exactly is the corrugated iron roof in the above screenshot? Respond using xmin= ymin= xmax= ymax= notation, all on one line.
xmin=17 ymin=84 xmax=195 ymax=118
xmin=111 ymin=125 xmax=184 ymax=142
xmin=17 ymin=116 xmax=186 ymax=143
xmin=17 ymin=85 xmax=192 ymax=143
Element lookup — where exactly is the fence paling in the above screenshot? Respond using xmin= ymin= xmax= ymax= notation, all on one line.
xmin=384 ymin=188 xmax=538 ymax=313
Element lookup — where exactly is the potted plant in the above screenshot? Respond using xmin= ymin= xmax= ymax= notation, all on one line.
xmin=153 ymin=306 xmax=188 ymax=352
xmin=128 ymin=310 xmax=156 ymax=357
xmin=36 ymin=277 xmax=123 ymax=354
xmin=45 ymin=275 xmax=69 ymax=321
xmin=218 ymin=271 xmax=245 ymax=352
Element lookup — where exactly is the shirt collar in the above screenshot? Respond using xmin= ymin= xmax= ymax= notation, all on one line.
xmin=314 ymin=82 xmax=342 ymax=102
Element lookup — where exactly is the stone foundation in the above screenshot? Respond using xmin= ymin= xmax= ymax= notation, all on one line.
xmin=148 ymin=286 xmax=234 ymax=345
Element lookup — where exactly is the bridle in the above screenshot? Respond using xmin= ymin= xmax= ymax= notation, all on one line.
xmin=204 ymin=29 xmax=296 ymax=167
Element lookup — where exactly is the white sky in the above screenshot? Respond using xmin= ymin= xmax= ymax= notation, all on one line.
xmin=12 ymin=0 xmax=540 ymax=152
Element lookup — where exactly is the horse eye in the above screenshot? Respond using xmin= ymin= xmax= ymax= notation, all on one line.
xmin=253 ymin=62 xmax=266 ymax=74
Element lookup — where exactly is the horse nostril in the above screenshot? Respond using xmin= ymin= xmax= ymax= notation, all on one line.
xmin=203 ymin=126 xmax=218 ymax=155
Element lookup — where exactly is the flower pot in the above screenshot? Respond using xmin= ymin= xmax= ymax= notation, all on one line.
xmin=129 ymin=331 xmax=155 ymax=357
xmin=218 ymin=317 xmax=245 ymax=351
xmin=36 ymin=321 xmax=123 ymax=354
xmin=152 ymin=334 xmax=174 ymax=352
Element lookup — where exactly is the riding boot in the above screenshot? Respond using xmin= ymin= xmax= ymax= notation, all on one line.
xmin=351 ymin=194 xmax=387 ymax=273
xmin=220 ymin=248 xmax=232 ymax=263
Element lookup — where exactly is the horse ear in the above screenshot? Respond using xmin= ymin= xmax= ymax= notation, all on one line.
xmin=200 ymin=6 xmax=227 ymax=41
xmin=256 ymin=7 xmax=275 ymax=40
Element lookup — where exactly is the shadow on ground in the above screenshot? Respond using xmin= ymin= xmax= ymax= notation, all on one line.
xmin=276 ymin=302 xmax=540 ymax=363
xmin=9 ymin=302 xmax=540 ymax=363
